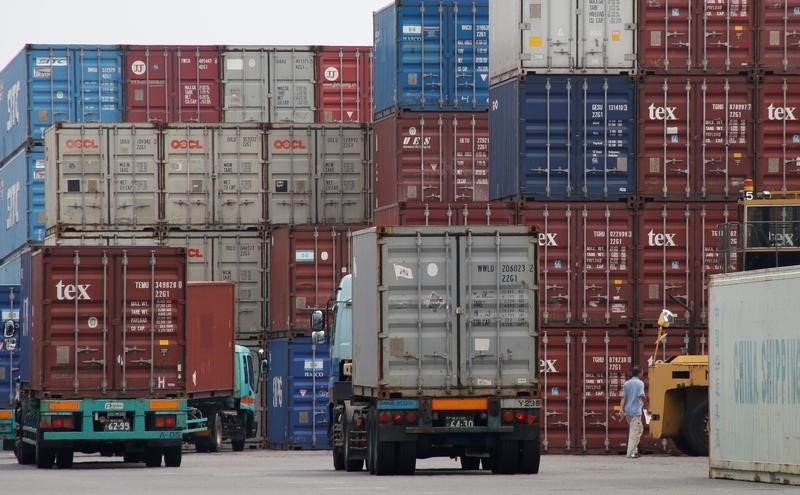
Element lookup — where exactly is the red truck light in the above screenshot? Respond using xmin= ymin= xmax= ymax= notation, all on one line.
xmin=154 ymin=415 xmax=177 ymax=429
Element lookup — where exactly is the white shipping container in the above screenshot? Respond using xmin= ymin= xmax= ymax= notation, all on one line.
xmin=709 ymin=267 xmax=800 ymax=486
xmin=490 ymin=0 xmax=636 ymax=84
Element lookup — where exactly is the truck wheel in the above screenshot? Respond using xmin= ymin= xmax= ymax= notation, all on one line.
xmin=681 ymin=397 xmax=709 ymax=457
xmin=460 ymin=456 xmax=480 ymax=470
xmin=123 ymin=453 xmax=142 ymax=463
xmin=395 ymin=442 xmax=416 ymax=475
xmin=333 ymin=447 xmax=345 ymax=470
xmin=374 ymin=441 xmax=396 ymax=476
xmin=17 ymin=440 xmax=36 ymax=465
xmin=492 ymin=440 xmax=519 ymax=474
xmin=163 ymin=446 xmax=182 ymax=467
xmin=672 ymin=434 xmax=694 ymax=456
xmin=209 ymin=413 xmax=223 ymax=453
xmin=145 ymin=448 xmax=163 ymax=467
xmin=231 ymin=437 xmax=246 ymax=452
xmin=344 ymin=423 xmax=364 ymax=472
xmin=35 ymin=443 xmax=55 ymax=469
xmin=367 ymin=415 xmax=376 ymax=475
xmin=481 ymin=457 xmax=495 ymax=471
xmin=55 ymin=449 xmax=74 ymax=469
xmin=518 ymin=441 xmax=541 ymax=474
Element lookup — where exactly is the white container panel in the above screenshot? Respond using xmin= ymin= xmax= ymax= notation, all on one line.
xmin=266 ymin=126 xmax=315 ymax=224
xmin=317 ymin=126 xmax=369 ymax=224
xmin=214 ymin=125 xmax=265 ymax=227
xmin=269 ymin=48 xmax=315 ymax=124
xmin=162 ymin=126 xmax=214 ymax=228
xmin=107 ymin=125 xmax=160 ymax=228
xmin=222 ymin=48 xmax=269 ymax=122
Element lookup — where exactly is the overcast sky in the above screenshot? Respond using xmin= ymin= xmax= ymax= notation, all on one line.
xmin=0 ymin=0 xmax=388 ymax=69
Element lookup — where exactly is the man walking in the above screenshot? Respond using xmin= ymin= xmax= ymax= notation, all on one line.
xmin=620 ymin=365 xmax=646 ymax=458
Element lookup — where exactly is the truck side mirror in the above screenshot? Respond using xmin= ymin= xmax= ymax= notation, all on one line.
xmin=310 ymin=310 xmax=325 ymax=332
xmin=258 ymin=349 xmax=268 ymax=375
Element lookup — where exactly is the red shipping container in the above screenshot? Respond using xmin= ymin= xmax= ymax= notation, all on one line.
xmin=638 ymin=76 xmax=754 ymax=201
xmin=757 ymin=1 xmax=800 ymax=73
xmin=373 ymin=201 xmax=517 ymax=227
xmin=373 ymin=112 xmax=489 ymax=208
xmin=756 ymin=76 xmax=800 ymax=192
xmin=638 ymin=0 xmax=755 ymax=72
xmin=186 ymin=282 xmax=235 ymax=396
xmin=316 ymin=46 xmax=373 ymax=124
xmin=519 ymin=202 xmax=635 ymax=327
xmin=540 ymin=329 xmax=635 ymax=454
xmin=125 ymin=45 xmax=222 ymax=123
xmin=636 ymin=202 xmax=738 ymax=328
xmin=30 ymin=247 xmax=187 ymax=397
xmin=269 ymin=224 xmax=367 ymax=335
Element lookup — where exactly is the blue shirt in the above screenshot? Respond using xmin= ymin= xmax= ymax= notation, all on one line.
xmin=623 ymin=377 xmax=645 ymax=417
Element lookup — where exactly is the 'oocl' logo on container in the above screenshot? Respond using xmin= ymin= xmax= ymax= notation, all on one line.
xmin=170 ymin=139 xmax=204 ymax=150
xmin=65 ymin=139 xmax=99 ymax=149
xmin=273 ymin=139 xmax=306 ymax=150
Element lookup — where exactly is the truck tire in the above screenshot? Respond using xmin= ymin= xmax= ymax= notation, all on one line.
xmin=672 ymin=434 xmax=694 ymax=456
xmin=123 ymin=452 xmax=142 ymax=463
xmin=367 ymin=415 xmax=376 ymax=475
xmin=491 ymin=440 xmax=519 ymax=475
xmin=460 ymin=457 xmax=480 ymax=470
xmin=164 ymin=446 xmax=182 ymax=467
xmin=145 ymin=448 xmax=163 ymax=467
xmin=3 ymin=439 xmax=14 ymax=451
xmin=17 ymin=440 xmax=36 ymax=465
xmin=209 ymin=413 xmax=223 ymax=453
xmin=681 ymin=397 xmax=709 ymax=457
xmin=55 ymin=449 xmax=74 ymax=469
xmin=333 ymin=447 xmax=345 ymax=470
xmin=395 ymin=442 xmax=416 ymax=475
xmin=344 ymin=423 xmax=364 ymax=472
xmin=518 ymin=441 xmax=541 ymax=474
xmin=231 ymin=437 xmax=246 ymax=452
xmin=374 ymin=441 xmax=396 ymax=476
xmin=35 ymin=443 xmax=55 ymax=469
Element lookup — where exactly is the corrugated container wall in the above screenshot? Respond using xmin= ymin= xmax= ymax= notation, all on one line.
xmin=756 ymin=76 xmax=800 ymax=192
xmin=0 ymin=146 xmax=45 ymax=259
xmin=186 ymin=282 xmax=236 ymax=395
xmin=373 ymin=0 xmax=489 ymax=119
xmin=222 ymin=46 xmax=315 ymax=123
xmin=757 ymin=1 xmax=800 ymax=73
xmin=637 ymin=76 xmax=754 ymax=201
xmin=490 ymin=0 xmax=637 ymax=83
xmin=374 ymin=200 xmax=517 ymax=226
xmin=268 ymin=225 xmax=362 ymax=336
xmin=638 ymin=0 xmax=755 ymax=73
xmin=373 ymin=112 xmax=489 ymax=207
xmin=0 ymin=45 xmax=124 ymax=161
xmin=316 ymin=46 xmax=373 ymax=123
xmin=489 ymin=76 xmax=636 ymax=201
xmin=0 ymin=285 xmax=21 ymax=409
xmin=125 ymin=45 xmax=222 ymax=123
xmin=0 ymin=252 xmax=22 ymax=285
xmin=266 ymin=337 xmax=330 ymax=450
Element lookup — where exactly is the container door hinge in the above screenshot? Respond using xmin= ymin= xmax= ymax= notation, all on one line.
xmin=625 ymin=23 xmax=636 ymax=30
xmin=519 ymin=23 xmax=531 ymax=30
xmin=455 ymin=307 xmax=465 ymax=315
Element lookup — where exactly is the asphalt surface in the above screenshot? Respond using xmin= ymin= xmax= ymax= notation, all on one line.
xmin=0 ymin=448 xmax=795 ymax=494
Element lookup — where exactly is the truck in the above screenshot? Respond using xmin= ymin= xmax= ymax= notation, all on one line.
xmin=1 ymin=285 xmax=20 ymax=451
xmin=12 ymin=247 xmax=209 ymax=468
xmin=314 ymin=226 xmax=542 ymax=475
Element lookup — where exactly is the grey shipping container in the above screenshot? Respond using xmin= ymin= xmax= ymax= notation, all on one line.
xmin=44 ymin=231 xmax=161 ymax=247
xmin=490 ymin=0 xmax=636 ymax=84
xmin=223 ymin=46 xmax=315 ymax=123
xmin=352 ymin=226 xmax=539 ymax=396
xmin=266 ymin=124 xmax=370 ymax=225
xmin=45 ymin=123 xmax=161 ymax=232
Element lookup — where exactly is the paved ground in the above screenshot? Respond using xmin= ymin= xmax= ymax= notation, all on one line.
xmin=0 ymin=449 xmax=794 ymax=494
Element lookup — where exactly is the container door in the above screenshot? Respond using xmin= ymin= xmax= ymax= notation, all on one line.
xmin=214 ymin=126 xmax=265 ymax=227
xmin=381 ymin=231 xmax=458 ymax=391
xmin=450 ymin=1 xmax=489 ymax=110
xmin=756 ymin=78 xmax=800 ymax=192
xmin=53 ymin=126 xmax=107 ymax=228
xmin=266 ymin=127 xmax=315 ymax=224
xmin=162 ymin=234 xmax=214 ymax=282
xmin=173 ymin=47 xmax=221 ymax=123
xmin=521 ymin=0 xmax=575 ymax=71
xmin=540 ymin=331 xmax=573 ymax=452
xmin=107 ymin=125 xmax=160 ymax=228
xmin=449 ymin=114 xmax=490 ymax=202
xmin=317 ymin=48 xmax=372 ymax=123
xmin=758 ymin=1 xmax=800 ymax=72
xmin=397 ymin=3 xmax=446 ymax=109
xmin=223 ymin=49 xmax=269 ymax=122
xmin=578 ymin=0 xmax=636 ymax=70
xmin=695 ymin=204 xmax=738 ymax=326
xmin=316 ymin=126 xmax=369 ymax=224
xmin=27 ymin=48 xmax=74 ymax=140
xmin=638 ymin=0 xmax=693 ymax=71
xmin=269 ymin=49 xmax=315 ymax=123
xmin=0 ymin=287 xmax=20 ymax=408
xmin=697 ymin=0 xmax=754 ymax=71
xmin=459 ymin=230 xmax=537 ymax=390
xmin=399 ymin=114 xmax=448 ymax=203
xmin=287 ymin=340 xmax=329 ymax=449
xmin=163 ymin=126 xmax=213 ymax=228
xmin=125 ymin=48 xmax=171 ymax=123
xmin=214 ymin=235 xmax=266 ymax=339
xmin=73 ymin=47 xmax=124 ymax=123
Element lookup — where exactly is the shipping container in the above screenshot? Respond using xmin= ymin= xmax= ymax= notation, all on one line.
xmin=268 ymin=225 xmax=363 ymax=336
xmin=755 ymin=76 xmax=800 ymax=192
xmin=0 ymin=146 xmax=45 ymax=259
xmin=266 ymin=124 xmax=370 ymax=224
xmin=638 ymin=0 xmax=755 ymax=73
xmin=373 ymin=0 xmax=489 ymax=119
xmin=490 ymin=0 xmax=637 ymax=83
xmin=162 ymin=232 xmax=267 ymax=340
xmin=518 ymin=202 xmax=635 ymax=327
xmin=316 ymin=46 xmax=373 ymax=123
xmin=125 ymin=45 xmax=222 ymax=123
xmin=638 ymin=76 xmax=754 ymax=201
xmin=163 ymin=124 xmax=265 ymax=229
xmin=186 ymin=282 xmax=236 ymax=396
xmin=709 ymin=267 xmax=800 ymax=486
xmin=374 ymin=200 xmax=517 ymax=226
xmin=373 ymin=112 xmax=489 ymax=207
xmin=0 ymin=285 xmax=20 ymax=409
xmin=45 ymin=123 xmax=161 ymax=231
xmin=757 ymin=1 xmax=800 ymax=73
xmin=490 ymin=75 xmax=636 ymax=201
xmin=636 ymin=202 xmax=738 ymax=328
xmin=21 ymin=247 xmax=186 ymax=396
xmin=0 ymin=250 xmax=22 ymax=285
xmin=266 ymin=337 xmax=329 ymax=450
xmin=0 ymin=45 xmax=124 ymax=161
xmin=43 ymin=231 xmax=161 ymax=247
xmin=223 ymin=46 xmax=315 ymax=123
xmin=539 ymin=330 xmax=634 ymax=453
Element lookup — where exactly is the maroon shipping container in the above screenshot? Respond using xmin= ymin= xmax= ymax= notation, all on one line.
xmin=30 ymin=247 xmax=187 ymax=397
xmin=373 ymin=201 xmax=517 ymax=227
xmin=638 ymin=0 xmax=755 ymax=72
xmin=636 ymin=202 xmax=738 ymax=328
xmin=757 ymin=0 xmax=800 ymax=72
xmin=756 ymin=76 xmax=800 ymax=191
xmin=316 ymin=46 xmax=373 ymax=124
xmin=540 ymin=329 xmax=635 ymax=453
xmin=268 ymin=224 xmax=367 ymax=335
xmin=373 ymin=112 xmax=489 ymax=208
xmin=125 ymin=45 xmax=222 ymax=123
xmin=186 ymin=282 xmax=235 ymax=396
xmin=519 ymin=202 xmax=635 ymax=327
xmin=638 ymin=76 xmax=754 ymax=201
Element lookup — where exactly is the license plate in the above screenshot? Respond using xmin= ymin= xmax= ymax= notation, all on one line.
xmin=105 ymin=419 xmax=131 ymax=432
xmin=501 ymin=398 xmax=542 ymax=409
xmin=445 ymin=416 xmax=475 ymax=428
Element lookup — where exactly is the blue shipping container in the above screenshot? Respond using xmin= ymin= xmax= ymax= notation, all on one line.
xmin=489 ymin=75 xmax=636 ymax=201
xmin=1 ymin=285 xmax=21 ymax=409
xmin=0 ymin=250 xmax=21 ymax=285
xmin=17 ymin=250 xmax=32 ymax=385
xmin=267 ymin=337 xmax=330 ymax=450
xmin=373 ymin=0 xmax=489 ymax=119
xmin=0 ymin=45 xmax=124 ymax=161
xmin=0 ymin=146 xmax=45 ymax=260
